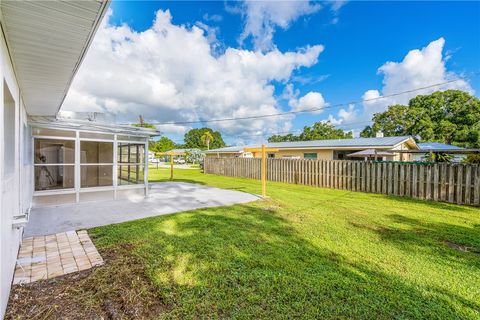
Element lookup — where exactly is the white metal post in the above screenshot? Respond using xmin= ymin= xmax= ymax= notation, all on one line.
xmin=144 ymin=138 xmax=149 ymax=196
xmin=74 ymin=131 xmax=80 ymax=203
xmin=113 ymin=134 xmax=118 ymax=199
xmin=14 ymin=90 xmax=20 ymax=216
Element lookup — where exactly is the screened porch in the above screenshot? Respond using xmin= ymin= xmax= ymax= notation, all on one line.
xmin=29 ymin=116 xmax=159 ymax=207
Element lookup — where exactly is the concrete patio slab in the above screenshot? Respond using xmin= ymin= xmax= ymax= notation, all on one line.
xmin=24 ymin=182 xmax=259 ymax=237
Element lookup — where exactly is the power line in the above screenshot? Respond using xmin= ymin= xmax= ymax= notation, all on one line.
xmin=125 ymin=78 xmax=465 ymax=126
xmin=161 ymin=120 xmax=375 ymax=143
xmin=219 ymin=120 xmax=373 ymax=140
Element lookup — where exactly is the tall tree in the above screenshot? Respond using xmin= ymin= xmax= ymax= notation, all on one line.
xmin=360 ymin=104 xmax=412 ymax=138
xmin=150 ymin=136 xmax=175 ymax=153
xmin=299 ymin=122 xmax=353 ymax=141
xmin=360 ymin=90 xmax=480 ymax=147
xmin=359 ymin=125 xmax=375 ymax=138
xmin=268 ymin=133 xmax=300 ymax=142
xmin=268 ymin=122 xmax=352 ymax=142
xmin=184 ymin=128 xmax=226 ymax=150
xmin=201 ymin=131 xmax=214 ymax=150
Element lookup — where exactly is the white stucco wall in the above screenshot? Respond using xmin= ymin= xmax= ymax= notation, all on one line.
xmin=0 ymin=25 xmax=32 ymax=317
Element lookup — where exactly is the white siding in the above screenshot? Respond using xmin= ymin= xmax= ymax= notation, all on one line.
xmin=0 ymin=1 xmax=109 ymax=317
xmin=0 ymin=26 xmax=32 ymax=317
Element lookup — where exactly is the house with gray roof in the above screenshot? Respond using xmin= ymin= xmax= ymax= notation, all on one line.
xmin=205 ymin=136 xmax=419 ymax=161
xmin=413 ymin=142 xmax=467 ymax=162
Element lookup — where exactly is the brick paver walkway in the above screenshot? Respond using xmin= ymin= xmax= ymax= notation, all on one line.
xmin=14 ymin=230 xmax=103 ymax=284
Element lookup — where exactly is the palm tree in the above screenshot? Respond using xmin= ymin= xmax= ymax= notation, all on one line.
xmin=201 ymin=131 xmax=214 ymax=150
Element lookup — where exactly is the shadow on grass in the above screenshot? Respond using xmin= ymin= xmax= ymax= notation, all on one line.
xmin=382 ymin=214 xmax=477 ymax=255
xmin=351 ymin=213 xmax=480 ymax=273
xmin=91 ymin=204 xmax=478 ymax=319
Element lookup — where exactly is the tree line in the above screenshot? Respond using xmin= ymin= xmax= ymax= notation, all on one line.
xmin=142 ymin=90 xmax=479 ymax=160
xmin=359 ymin=90 xmax=479 ymax=148
xmin=148 ymin=128 xmax=226 ymax=153
xmin=269 ymin=90 xmax=479 ymax=149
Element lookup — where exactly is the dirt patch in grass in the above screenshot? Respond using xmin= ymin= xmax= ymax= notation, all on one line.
xmin=443 ymin=240 xmax=479 ymax=253
xmin=5 ymin=244 xmax=167 ymax=319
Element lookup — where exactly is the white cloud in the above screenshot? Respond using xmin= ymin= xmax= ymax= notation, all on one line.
xmin=289 ymin=91 xmax=328 ymax=114
xmin=62 ymin=9 xmax=324 ymax=140
xmin=329 ymin=1 xmax=347 ymax=24
xmin=330 ymin=38 xmax=473 ymax=133
xmin=203 ymin=13 xmax=222 ymax=22
xmin=195 ymin=21 xmax=223 ymax=55
xmin=362 ymin=37 xmax=472 ymax=117
xmin=328 ymin=104 xmax=356 ymax=125
xmin=236 ymin=0 xmax=321 ymax=51
xmin=280 ymin=83 xmax=298 ymax=101
xmin=155 ymin=124 xmax=191 ymax=135
xmin=292 ymin=73 xmax=330 ymax=85
xmin=330 ymin=0 xmax=348 ymax=12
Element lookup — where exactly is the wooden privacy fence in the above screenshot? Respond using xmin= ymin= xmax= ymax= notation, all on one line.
xmin=204 ymin=157 xmax=480 ymax=206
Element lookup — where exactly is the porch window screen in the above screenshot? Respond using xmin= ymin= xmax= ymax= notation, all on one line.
xmin=34 ymin=139 xmax=75 ymax=191
xmin=117 ymin=143 xmax=145 ymax=185
xmin=80 ymin=141 xmax=114 ymax=188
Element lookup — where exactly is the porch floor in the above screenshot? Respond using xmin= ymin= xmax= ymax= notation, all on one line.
xmin=24 ymin=182 xmax=259 ymax=237
xmin=14 ymin=230 xmax=103 ymax=284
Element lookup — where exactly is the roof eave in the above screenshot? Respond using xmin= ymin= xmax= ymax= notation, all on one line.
xmin=0 ymin=0 xmax=112 ymax=116
xmin=54 ymin=0 xmax=111 ymax=116
xmin=28 ymin=117 xmax=161 ymax=137
xmin=395 ymin=137 xmax=420 ymax=150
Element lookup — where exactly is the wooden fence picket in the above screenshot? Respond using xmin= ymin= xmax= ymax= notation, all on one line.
xmin=465 ymin=166 xmax=471 ymax=205
xmin=426 ymin=165 xmax=432 ymax=200
xmin=204 ymin=157 xmax=479 ymax=206
xmin=456 ymin=165 xmax=463 ymax=204
xmin=474 ymin=166 xmax=480 ymax=205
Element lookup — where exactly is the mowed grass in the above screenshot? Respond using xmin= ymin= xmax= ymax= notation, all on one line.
xmin=90 ymin=168 xmax=480 ymax=319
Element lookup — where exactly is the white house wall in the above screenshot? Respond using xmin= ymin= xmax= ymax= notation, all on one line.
xmin=0 ymin=25 xmax=32 ymax=317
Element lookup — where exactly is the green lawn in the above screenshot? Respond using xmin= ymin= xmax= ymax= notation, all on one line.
xmin=90 ymin=168 xmax=480 ymax=319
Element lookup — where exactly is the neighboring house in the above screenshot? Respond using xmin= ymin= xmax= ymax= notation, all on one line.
xmin=205 ymin=136 xmax=419 ymax=161
xmin=413 ymin=142 xmax=467 ymax=163
xmin=148 ymin=151 xmax=155 ymax=161
xmin=166 ymin=148 xmax=189 ymax=154
xmin=0 ymin=1 xmax=154 ymax=317
xmin=161 ymin=148 xmax=205 ymax=163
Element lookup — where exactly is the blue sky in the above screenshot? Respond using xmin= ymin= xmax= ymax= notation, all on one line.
xmin=64 ymin=1 xmax=480 ymax=144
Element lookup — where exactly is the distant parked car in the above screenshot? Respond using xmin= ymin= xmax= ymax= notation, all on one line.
xmin=174 ymin=158 xmax=186 ymax=164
